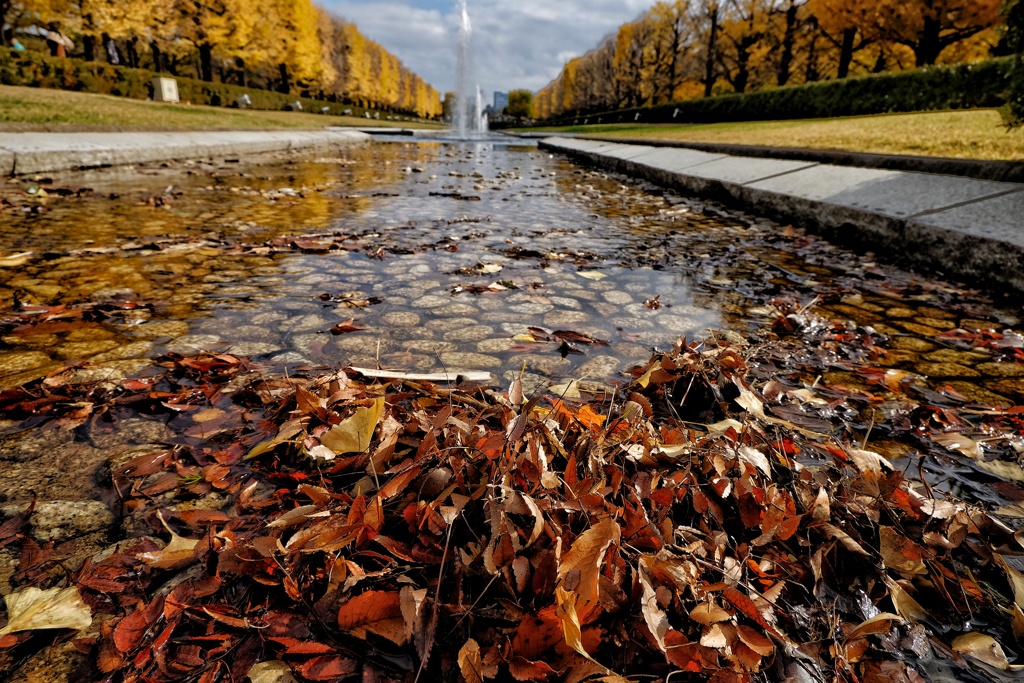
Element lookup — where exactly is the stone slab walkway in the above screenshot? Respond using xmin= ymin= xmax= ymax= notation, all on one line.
xmin=541 ymin=136 xmax=1024 ymax=296
xmin=0 ymin=129 xmax=371 ymax=176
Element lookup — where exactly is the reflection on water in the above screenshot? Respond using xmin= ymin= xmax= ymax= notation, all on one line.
xmin=0 ymin=142 xmax=725 ymax=391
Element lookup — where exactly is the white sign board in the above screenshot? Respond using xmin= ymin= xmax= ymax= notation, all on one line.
xmin=153 ymin=77 xmax=179 ymax=103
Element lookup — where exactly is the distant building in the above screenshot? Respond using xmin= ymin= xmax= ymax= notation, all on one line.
xmin=493 ymin=92 xmax=509 ymax=113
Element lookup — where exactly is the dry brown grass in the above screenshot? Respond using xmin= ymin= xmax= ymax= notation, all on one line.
xmin=0 ymin=85 xmax=442 ymax=132
xmin=529 ymin=109 xmax=1024 ymax=161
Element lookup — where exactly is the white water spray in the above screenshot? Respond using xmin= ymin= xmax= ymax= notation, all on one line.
xmin=454 ymin=0 xmax=487 ymax=139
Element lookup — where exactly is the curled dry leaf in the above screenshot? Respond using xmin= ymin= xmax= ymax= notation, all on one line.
xmin=0 ymin=586 xmax=92 ymax=636
xmin=138 ymin=512 xmax=202 ymax=570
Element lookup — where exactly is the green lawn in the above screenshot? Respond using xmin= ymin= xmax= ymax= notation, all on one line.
xmin=0 ymin=85 xmax=443 ymax=132
xmin=524 ymin=109 xmax=1024 ymax=161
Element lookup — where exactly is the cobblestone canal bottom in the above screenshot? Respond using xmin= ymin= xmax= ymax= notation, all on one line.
xmin=1 ymin=138 xmax=1023 ymax=536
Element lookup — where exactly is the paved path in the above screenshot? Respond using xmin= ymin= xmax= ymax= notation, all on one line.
xmin=541 ymin=136 xmax=1024 ymax=296
xmin=0 ymin=130 xmax=370 ymax=176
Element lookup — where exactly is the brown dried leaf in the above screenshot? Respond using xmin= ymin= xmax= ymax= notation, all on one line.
xmin=557 ymin=519 xmax=620 ymax=622
xmin=458 ymin=638 xmax=483 ymax=683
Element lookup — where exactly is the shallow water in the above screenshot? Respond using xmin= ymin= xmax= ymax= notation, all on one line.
xmin=2 ymin=140 xmax=1024 ymax=508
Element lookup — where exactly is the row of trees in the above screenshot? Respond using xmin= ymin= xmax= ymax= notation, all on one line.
xmin=534 ymin=0 xmax=1007 ymax=119
xmin=0 ymin=0 xmax=442 ymax=118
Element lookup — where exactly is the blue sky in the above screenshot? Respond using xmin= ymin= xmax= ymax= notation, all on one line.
xmin=323 ymin=0 xmax=653 ymax=99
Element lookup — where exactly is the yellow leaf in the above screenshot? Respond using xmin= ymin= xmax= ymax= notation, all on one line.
xmin=0 ymin=586 xmax=92 ymax=636
xmin=952 ymin=633 xmax=1020 ymax=670
xmin=884 ymin=578 xmax=929 ymax=622
xmin=320 ymin=397 xmax=385 ymax=456
xmin=247 ymin=661 xmax=298 ymax=683
xmin=458 ymin=638 xmax=483 ymax=683
xmin=976 ymin=460 xmax=1024 ymax=482
xmin=555 ymin=587 xmax=601 ymax=666
xmin=846 ymin=612 xmax=902 ymax=641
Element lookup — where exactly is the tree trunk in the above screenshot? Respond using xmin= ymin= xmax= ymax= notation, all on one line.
xmin=837 ymin=27 xmax=856 ymax=79
xmin=0 ymin=1 xmax=9 ymax=46
xmin=150 ymin=41 xmax=162 ymax=73
xmin=278 ymin=63 xmax=291 ymax=94
xmin=236 ymin=58 xmax=247 ymax=87
xmin=805 ymin=31 xmax=820 ymax=82
xmin=777 ymin=1 xmax=798 ymax=86
xmin=915 ymin=16 xmax=942 ymax=66
xmin=873 ymin=51 xmax=887 ymax=73
xmin=199 ymin=43 xmax=214 ymax=82
xmin=704 ymin=4 xmax=719 ymax=98
xmin=82 ymin=35 xmax=96 ymax=61
xmin=127 ymin=37 xmax=138 ymax=69
xmin=734 ymin=49 xmax=750 ymax=94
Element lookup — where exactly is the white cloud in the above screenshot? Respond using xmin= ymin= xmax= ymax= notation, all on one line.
xmin=322 ymin=0 xmax=652 ymax=99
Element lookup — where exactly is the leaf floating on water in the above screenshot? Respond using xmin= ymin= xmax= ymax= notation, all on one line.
xmin=138 ymin=513 xmax=202 ymax=570
xmin=952 ymin=633 xmax=1023 ymax=671
xmin=0 ymin=586 xmax=92 ymax=636
xmin=576 ymin=271 xmax=607 ymax=281
xmin=329 ymin=318 xmax=365 ymax=335
xmin=933 ymin=432 xmax=984 ymax=460
xmin=976 ymin=460 xmax=1024 ymax=482
xmin=0 ymin=251 xmax=35 ymax=268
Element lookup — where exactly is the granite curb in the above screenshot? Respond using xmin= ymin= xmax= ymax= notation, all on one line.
xmin=540 ymin=136 xmax=1024 ymax=296
xmin=0 ymin=130 xmax=371 ymax=176
xmin=558 ymin=135 xmax=1024 ymax=184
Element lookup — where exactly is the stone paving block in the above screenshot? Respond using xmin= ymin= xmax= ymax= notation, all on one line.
xmin=541 ymin=137 xmax=614 ymax=154
xmin=1 ymin=131 xmax=370 ymax=175
xmin=904 ymin=189 xmax=1024 ymax=292
xmin=683 ymin=156 xmax=818 ymax=186
xmin=0 ymin=148 xmax=13 ymax=176
xmin=629 ymin=147 xmax=728 ymax=174
xmin=748 ymin=164 xmax=1015 ymax=219
xmin=909 ymin=189 xmax=1024 ymax=248
xmin=602 ymin=145 xmax=659 ymax=161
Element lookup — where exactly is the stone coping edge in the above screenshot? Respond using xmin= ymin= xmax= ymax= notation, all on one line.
xmin=0 ymin=130 xmax=372 ymax=176
xmin=561 ymin=135 xmax=1024 ymax=185
xmin=540 ymin=137 xmax=1024 ymax=298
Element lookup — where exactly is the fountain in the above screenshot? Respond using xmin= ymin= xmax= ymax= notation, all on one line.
xmin=453 ymin=0 xmax=488 ymax=139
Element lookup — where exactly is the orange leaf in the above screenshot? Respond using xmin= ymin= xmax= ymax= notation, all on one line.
xmin=722 ymin=588 xmax=780 ymax=639
xmin=508 ymin=656 xmax=556 ymax=681
xmin=299 ymin=655 xmax=358 ymax=681
xmin=337 ymin=591 xmax=406 ymax=644
xmin=557 ymin=518 xmax=620 ymax=623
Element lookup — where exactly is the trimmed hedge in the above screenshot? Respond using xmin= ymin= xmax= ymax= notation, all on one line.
xmin=0 ymin=48 xmax=433 ymax=120
xmin=1005 ymin=57 xmax=1024 ymax=127
xmin=525 ymin=58 xmax=1015 ymax=127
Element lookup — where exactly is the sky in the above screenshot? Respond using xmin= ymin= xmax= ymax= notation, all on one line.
xmin=323 ymin=0 xmax=653 ymax=101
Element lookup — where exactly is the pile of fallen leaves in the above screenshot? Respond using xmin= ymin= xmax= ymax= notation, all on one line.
xmin=2 ymin=307 xmax=1024 ymax=683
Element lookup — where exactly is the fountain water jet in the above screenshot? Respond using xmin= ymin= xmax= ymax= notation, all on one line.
xmin=453 ymin=0 xmax=487 ymax=139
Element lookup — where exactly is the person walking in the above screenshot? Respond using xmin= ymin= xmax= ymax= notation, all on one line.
xmin=45 ymin=23 xmax=73 ymax=58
